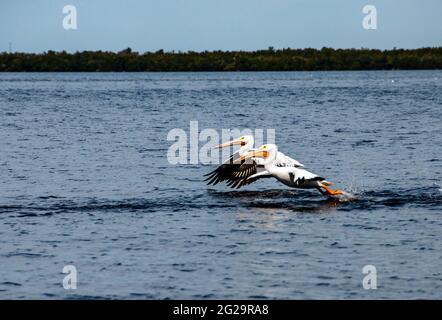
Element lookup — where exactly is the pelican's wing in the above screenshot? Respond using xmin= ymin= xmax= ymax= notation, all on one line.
xmin=275 ymin=151 xmax=304 ymax=168
xmin=236 ymin=169 xmax=273 ymax=188
xmin=226 ymin=164 xmax=271 ymax=189
xmin=204 ymin=150 xmax=258 ymax=186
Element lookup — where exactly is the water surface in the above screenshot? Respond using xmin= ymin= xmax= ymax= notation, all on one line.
xmin=0 ymin=71 xmax=441 ymax=299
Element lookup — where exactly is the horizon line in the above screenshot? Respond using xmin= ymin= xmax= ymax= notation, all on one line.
xmin=2 ymin=46 xmax=442 ymax=55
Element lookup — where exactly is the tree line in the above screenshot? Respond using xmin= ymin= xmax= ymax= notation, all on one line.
xmin=1 ymin=47 xmax=441 ymax=72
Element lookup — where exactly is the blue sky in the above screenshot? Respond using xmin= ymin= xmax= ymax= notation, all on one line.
xmin=1 ymin=0 xmax=441 ymax=52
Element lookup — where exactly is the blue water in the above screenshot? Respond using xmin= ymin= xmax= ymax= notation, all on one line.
xmin=0 ymin=71 xmax=441 ymax=299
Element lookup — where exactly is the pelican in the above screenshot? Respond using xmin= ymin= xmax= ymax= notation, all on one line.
xmin=238 ymin=144 xmax=344 ymax=196
xmin=204 ymin=135 xmax=304 ymax=188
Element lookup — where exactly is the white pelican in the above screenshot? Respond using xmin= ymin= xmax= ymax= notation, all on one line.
xmin=239 ymin=144 xmax=344 ymax=196
xmin=205 ymin=135 xmax=304 ymax=187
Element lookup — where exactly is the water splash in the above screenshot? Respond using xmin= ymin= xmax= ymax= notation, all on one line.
xmin=333 ymin=176 xmax=360 ymax=202
xmin=334 ymin=191 xmax=357 ymax=202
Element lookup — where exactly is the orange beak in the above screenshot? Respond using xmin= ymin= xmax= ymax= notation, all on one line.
xmin=239 ymin=150 xmax=268 ymax=161
xmin=213 ymin=139 xmax=243 ymax=149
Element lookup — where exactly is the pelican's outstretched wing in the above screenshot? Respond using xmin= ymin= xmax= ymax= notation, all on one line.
xmin=233 ymin=169 xmax=273 ymax=188
xmin=274 ymin=151 xmax=304 ymax=168
xmin=226 ymin=164 xmax=271 ymax=189
xmin=204 ymin=151 xmax=260 ymax=187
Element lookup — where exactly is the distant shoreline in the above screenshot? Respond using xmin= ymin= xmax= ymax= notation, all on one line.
xmin=1 ymin=47 xmax=441 ymax=72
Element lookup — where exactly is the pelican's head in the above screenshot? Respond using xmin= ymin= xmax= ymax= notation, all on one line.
xmin=213 ymin=135 xmax=254 ymax=149
xmin=240 ymin=144 xmax=278 ymax=163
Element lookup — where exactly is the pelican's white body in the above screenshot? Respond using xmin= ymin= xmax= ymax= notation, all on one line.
xmin=247 ymin=144 xmax=327 ymax=190
xmin=264 ymin=165 xmax=323 ymax=189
